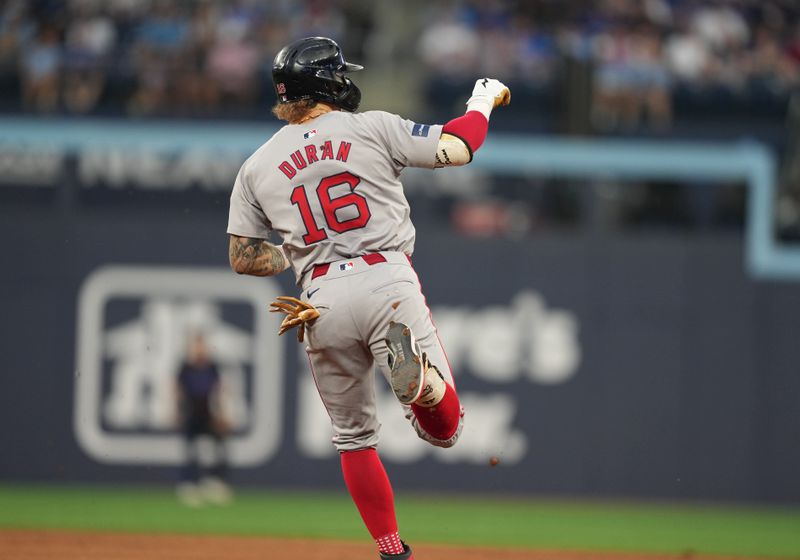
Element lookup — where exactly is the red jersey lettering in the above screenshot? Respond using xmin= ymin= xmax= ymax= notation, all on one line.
xmin=336 ymin=141 xmax=351 ymax=162
xmin=279 ymin=161 xmax=296 ymax=179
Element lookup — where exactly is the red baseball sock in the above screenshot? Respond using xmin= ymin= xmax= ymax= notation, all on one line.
xmin=410 ymin=382 xmax=461 ymax=441
xmin=340 ymin=448 xmax=403 ymax=554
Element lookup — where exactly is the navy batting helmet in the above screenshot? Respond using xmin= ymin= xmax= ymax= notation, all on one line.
xmin=272 ymin=37 xmax=363 ymax=112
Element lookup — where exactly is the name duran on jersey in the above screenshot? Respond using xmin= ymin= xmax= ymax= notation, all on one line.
xmin=278 ymin=140 xmax=352 ymax=179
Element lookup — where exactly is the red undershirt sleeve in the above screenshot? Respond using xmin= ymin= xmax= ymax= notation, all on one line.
xmin=441 ymin=110 xmax=489 ymax=156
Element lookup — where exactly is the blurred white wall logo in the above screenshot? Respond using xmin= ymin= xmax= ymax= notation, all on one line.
xmin=79 ymin=148 xmax=243 ymax=191
xmin=298 ymin=290 xmax=580 ymax=464
xmin=103 ymin=300 xmax=248 ymax=430
xmin=0 ymin=145 xmax=64 ymax=186
xmin=433 ymin=291 xmax=580 ymax=385
xmin=74 ymin=266 xmax=284 ymax=466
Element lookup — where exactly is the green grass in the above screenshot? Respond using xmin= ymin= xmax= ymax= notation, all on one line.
xmin=0 ymin=485 xmax=799 ymax=558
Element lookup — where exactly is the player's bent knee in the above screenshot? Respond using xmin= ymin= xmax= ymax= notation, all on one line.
xmin=415 ymin=414 xmax=464 ymax=449
xmin=425 ymin=432 xmax=459 ymax=448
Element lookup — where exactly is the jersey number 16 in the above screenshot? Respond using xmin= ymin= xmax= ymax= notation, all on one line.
xmin=290 ymin=171 xmax=372 ymax=245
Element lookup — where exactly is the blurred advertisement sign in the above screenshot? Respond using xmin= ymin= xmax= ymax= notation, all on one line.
xmin=298 ymin=290 xmax=580 ymax=465
xmin=0 ymin=145 xmax=245 ymax=192
xmin=0 ymin=118 xmax=272 ymax=190
xmin=74 ymin=266 xmax=284 ymax=466
xmin=78 ymin=148 xmax=243 ymax=191
xmin=74 ymin=265 xmax=580 ymax=468
xmin=0 ymin=144 xmax=64 ymax=186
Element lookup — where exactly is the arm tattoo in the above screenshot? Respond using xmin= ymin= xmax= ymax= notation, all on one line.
xmin=229 ymin=236 xmax=287 ymax=276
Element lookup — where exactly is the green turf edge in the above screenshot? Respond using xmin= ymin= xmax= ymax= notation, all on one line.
xmin=0 ymin=485 xmax=798 ymax=558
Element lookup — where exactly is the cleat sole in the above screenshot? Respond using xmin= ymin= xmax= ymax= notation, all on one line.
xmin=384 ymin=322 xmax=425 ymax=405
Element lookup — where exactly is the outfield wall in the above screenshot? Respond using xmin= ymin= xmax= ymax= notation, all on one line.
xmin=1 ymin=203 xmax=798 ymax=502
xmin=1 ymin=119 xmax=799 ymax=503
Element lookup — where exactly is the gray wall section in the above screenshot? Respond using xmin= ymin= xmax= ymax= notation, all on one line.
xmin=1 ymin=196 xmax=799 ymax=503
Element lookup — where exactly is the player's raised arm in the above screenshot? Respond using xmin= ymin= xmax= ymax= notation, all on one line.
xmin=228 ymin=235 xmax=290 ymax=276
xmin=434 ymin=78 xmax=510 ymax=168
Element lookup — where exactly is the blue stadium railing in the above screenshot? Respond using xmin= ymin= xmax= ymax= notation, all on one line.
xmin=1 ymin=117 xmax=796 ymax=280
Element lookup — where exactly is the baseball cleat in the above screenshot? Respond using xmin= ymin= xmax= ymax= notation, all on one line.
xmin=385 ymin=322 xmax=425 ymax=405
xmin=379 ymin=541 xmax=413 ymax=559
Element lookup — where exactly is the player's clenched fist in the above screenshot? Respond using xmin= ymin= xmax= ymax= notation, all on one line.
xmin=467 ymin=78 xmax=511 ymax=109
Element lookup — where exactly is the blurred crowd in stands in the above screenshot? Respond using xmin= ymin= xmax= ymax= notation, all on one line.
xmin=0 ymin=0 xmax=369 ymax=117
xmin=1 ymin=0 xmax=798 ymax=129
xmin=420 ymin=0 xmax=800 ymax=131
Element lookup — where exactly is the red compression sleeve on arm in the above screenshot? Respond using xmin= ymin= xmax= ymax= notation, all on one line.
xmin=442 ymin=110 xmax=489 ymax=154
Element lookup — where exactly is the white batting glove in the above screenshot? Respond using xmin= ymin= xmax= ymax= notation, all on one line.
xmin=465 ymin=78 xmax=511 ymax=120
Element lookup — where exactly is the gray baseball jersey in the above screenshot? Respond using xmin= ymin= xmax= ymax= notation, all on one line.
xmin=227 ymin=110 xmax=443 ymax=284
xmin=227 ymin=109 xmax=460 ymax=452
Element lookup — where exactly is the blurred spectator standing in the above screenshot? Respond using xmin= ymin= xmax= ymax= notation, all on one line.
xmin=205 ymin=7 xmax=261 ymax=112
xmin=516 ymin=18 xmax=558 ymax=86
xmin=665 ymin=17 xmax=713 ymax=86
xmin=290 ymin=0 xmax=347 ymax=41
xmin=589 ymin=4 xmax=672 ymax=131
xmin=0 ymin=1 xmax=32 ymax=95
xmin=592 ymin=23 xmax=639 ymax=130
xmin=62 ymin=2 xmax=116 ymax=113
xmin=175 ymin=333 xmax=231 ymax=507
xmin=170 ymin=0 xmax=217 ymax=115
xmin=20 ymin=24 xmax=61 ymax=112
xmin=127 ymin=1 xmax=190 ymax=115
xmin=417 ymin=7 xmax=481 ymax=82
xmin=750 ymin=25 xmax=798 ymax=97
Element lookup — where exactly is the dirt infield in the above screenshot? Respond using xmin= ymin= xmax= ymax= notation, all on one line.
xmin=0 ymin=529 xmax=772 ymax=560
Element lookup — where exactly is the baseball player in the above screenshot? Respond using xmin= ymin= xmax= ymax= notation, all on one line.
xmin=227 ymin=37 xmax=509 ymax=560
